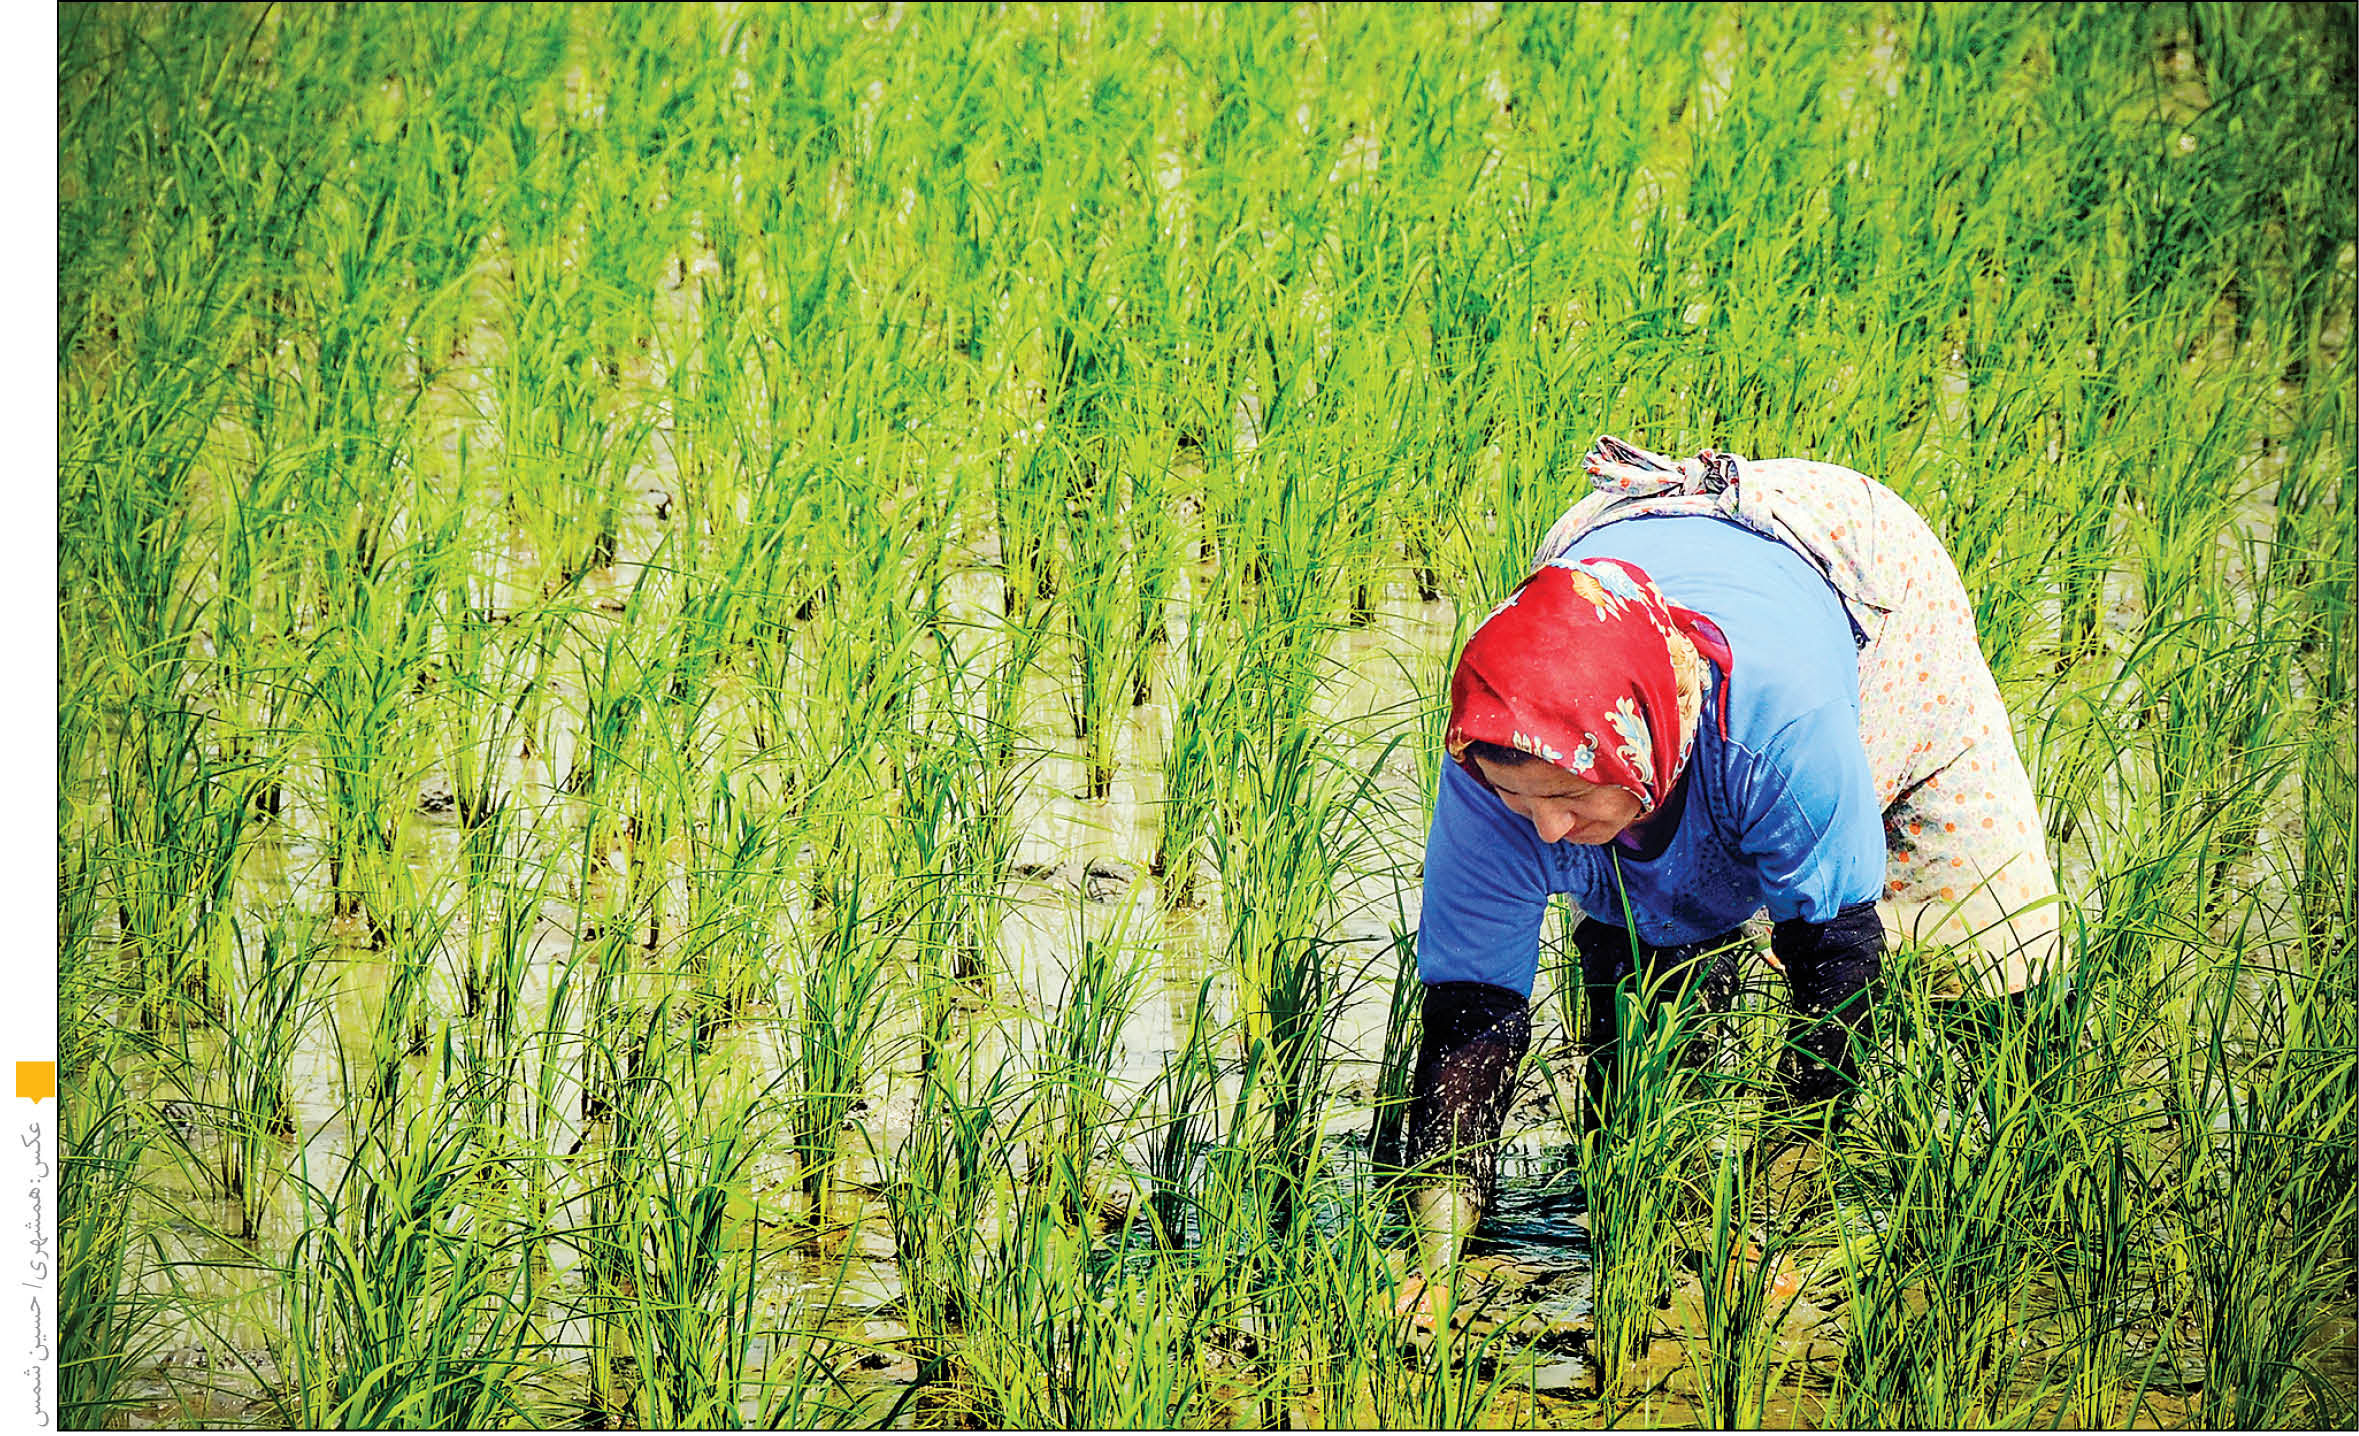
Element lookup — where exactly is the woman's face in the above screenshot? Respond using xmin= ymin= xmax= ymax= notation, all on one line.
xmin=1472 ymin=756 xmax=1644 ymax=845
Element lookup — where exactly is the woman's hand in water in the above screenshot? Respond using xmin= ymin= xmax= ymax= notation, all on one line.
xmin=1719 ymin=1241 xmax=1805 ymax=1305
xmin=1393 ymin=1259 xmax=1513 ymax=1330
xmin=1394 ymin=1272 xmax=1443 ymax=1327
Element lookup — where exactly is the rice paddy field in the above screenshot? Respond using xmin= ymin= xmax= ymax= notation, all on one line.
xmin=56 ymin=2 xmax=2357 ymax=1428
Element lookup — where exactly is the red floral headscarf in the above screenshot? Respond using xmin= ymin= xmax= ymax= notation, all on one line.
xmin=1445 ymin=557 xmax=1733 ymax=816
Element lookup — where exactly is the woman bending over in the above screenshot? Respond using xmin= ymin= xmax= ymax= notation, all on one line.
xmin=1400 ymin=436 xmax=2063 ymax=1294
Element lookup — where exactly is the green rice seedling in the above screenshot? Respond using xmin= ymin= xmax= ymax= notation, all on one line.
xmin=270 ymin=1098 xmax=545 ymax=1429
xmin=572 ymin=921 xmax=642 ymax=1146
xmin=58 ymin=1065 xmax=170 ymax=1430
xmin=1302 ymin=335 xmax=1423 ymax=629
xmin=2158 ymin=949 xmax=2358 ymax=1430
xmin=493 ymin=276 xmax=658 ymax=596
xmin=574 ymin=998 xmax=668 ymax=1427
xmin=1475 ymin=414 xmax=1591 ymax=615
xmin=780 ymin=866 xmax=897 ymax=1240
xmin=712 ymin=553 xmax=803 ymax=764
xmin=993 ymin=425 xmax=1067 ymax=627
xmin=1261 ymin=1197 xmax=1402 ymax=1427
xmin=777 ymin=561 xmax=937 ymax=906
xmin=1056 ymin=439 xmax=1139 ymax=799
xmin=1208 ymin=705 xmax=1391 ymax=1230
xmin=1421 ymin=227 xmax=1512 ymax=514
xmin=562 ymin=626 xmax=651 ymax=811
xmin=453 ymin=802 xmax=563 ymax=1046
xmin=64 ymin=322 xmax=233 ymax=1007
xmin=363 ymin=16 xmax=515 ymax=383
xmin=1354 ymin=1234 xmax=1529 ymax=1431
xmin=437 ymin=590 xmax=563 ymax=850
xmin=1180 ymin=1078 xmax=1310 ymax=1410
xmin=744 ymin=1304 xmax=874 ymax=1430
xmin=1172 ymin=1120 xmax=1514 ymax=1430
xmin=300 ymin=563 xmax=445 ymax=942
xmin=648 ymin=564 xmax=756 ymax=746
xmin=1145 ymin=975 xmax=1222 ymax=1251
xmin=667 ymin=780 xmax=781 ymax=1036
xmin=964 ymin=595 xmax=1058 ymax=780
xmin=1203 ymin=437 xmax=1357 ymax=637
xmin=360 ymin=875 xmax=464 ymax=1122
xmin=1396 ymin=1327 xmax=1531 ymax=1433
xmin=884 ymin=1044 xmax=1018 ymax=1384
xmin=1582 ymin=986 xmax=1711 ymax=1402
xmin=432 ymin=1014 xmax=570 ymax=1342
xmin=1829 ymin=993 xmax=2062 ymax=1428
xmin=60 ymin=300 xmax=242 ymax=825
xmin=611 ymin=1055 xmax=778 ymax=1430
xmin=2043 ymin=1130 xmax=2153 ymax=1429
xmin=1035 ymin=918 xmax=1151 ymax=1228
xmin=1039 ymin=1258 xmax=1216 ymax=1430
xmin=1366 ymin=925 xmax=1423 ymax=1179
xmin=56 ymin=841 xmax=109 ymax=1079
xmin=1672 ymin=1129 xmax=1816 ymax=1430
xmin=445 ymin=805 xmax=576 ymax=1148
xmin=616 ymin=646 xmax=743 ymax=968
xmin=505 ymin=951 xmax=592 ymax=1310
xmin=1179 ymin=1155 xmax=1454 ymax=1430
xmin=1122 ymin=425 xmax=1184 ymax=701
xmin=1151 ymin=609 xmax=1236 ymax=908
xmin=2290 ymin=738 xmax=2358 ymax=1137
xmin=1570 ymin=861 xmax=1753 ymax=1402
xmin=213 ymin=913 xmax=323 ymax=1241
xmin=956 ymin=1182 xmax=1216 ymax=1429
xmin=101 ymin=700 xmax=253 ymax=1029
xmin=895 ymin=667 xmax=1035 ymax=995
xmin=203 ymin=434 xmax=310 ymax=815
xmin=1875 ymin=953 xmax=2138 ymax=1419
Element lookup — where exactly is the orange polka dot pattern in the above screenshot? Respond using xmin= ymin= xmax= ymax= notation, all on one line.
xmin=1537 ymin=439 xmax=2063 ymax=996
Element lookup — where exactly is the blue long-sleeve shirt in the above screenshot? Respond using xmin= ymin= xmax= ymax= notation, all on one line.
xmin=1417 ymin=514 xmax=1885 ymax=997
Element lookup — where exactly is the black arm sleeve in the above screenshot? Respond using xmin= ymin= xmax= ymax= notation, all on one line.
xmin=1772 ymin=901 xmax=1884 ymax=1007
xmin=1403 ymin=981 xmax=1530 ymax=1205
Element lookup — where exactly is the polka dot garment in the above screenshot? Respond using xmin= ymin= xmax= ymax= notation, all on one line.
xmin=1535 ymin=437 xmax=2062 ymax=997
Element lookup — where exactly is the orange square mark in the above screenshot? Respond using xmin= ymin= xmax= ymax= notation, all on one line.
xmin=16 ymin=1062 xmax=54 ymax=1103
